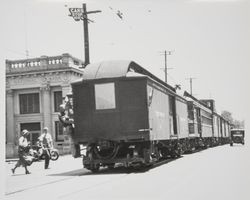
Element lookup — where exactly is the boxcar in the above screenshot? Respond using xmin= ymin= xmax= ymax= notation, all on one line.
xmin=71 ymin=60 xmax=189 ymax=171
xmin=220 ymin=118 xmax=231 ymax=144
xmin=212 ymin=113 xmax=221 ymax=145
xmin=184 ymin=91 xmax=213 ymax=149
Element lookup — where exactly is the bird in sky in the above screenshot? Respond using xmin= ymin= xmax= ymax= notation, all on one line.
xmin=109 ymin=6 xmax=124 ymax=20
xmin=116 ymin=10 xmax=123 ymax=20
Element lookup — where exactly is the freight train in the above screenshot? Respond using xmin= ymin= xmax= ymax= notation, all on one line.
xmin=61 ymin=60 xmax=231 ymax=172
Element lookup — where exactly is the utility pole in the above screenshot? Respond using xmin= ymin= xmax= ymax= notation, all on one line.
xmin=186 ymin=77 xmax=196 ymax=95
xmin=68 ymin=4 xmax=101 ymax=67
xmin=82 ymin=4 xmax=90 ymax=66
xmin=160 ymin=50 xmax=173 ymax=83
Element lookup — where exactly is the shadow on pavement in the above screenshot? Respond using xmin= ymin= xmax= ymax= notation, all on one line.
xmin=48 ymin=157 xmax=180 ymax=177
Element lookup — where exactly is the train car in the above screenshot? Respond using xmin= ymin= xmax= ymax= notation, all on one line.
xmin=220 ymin=117 xmax=230 ymax=144
xmin=212 ymin=113 xmax=221 ymax=145
xmin=211 ymin=113 xmax=230 ymax=145
xmin=184 ymin=91 xmax=213 ymax=149
xmin=71 ymin=60 xmax=189 ymax=171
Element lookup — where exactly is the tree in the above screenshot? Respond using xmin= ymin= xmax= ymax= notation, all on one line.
xmin=233 ymin=119 xmax=245 ymax=129
xmin=221 ymin=110 xmax=244 ymax=129
xmin=221 ymin=110 xmax=234 ymax=124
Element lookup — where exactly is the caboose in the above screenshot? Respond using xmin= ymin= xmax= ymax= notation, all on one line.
xmin=71 ymin=61 xmax=189 ymax=171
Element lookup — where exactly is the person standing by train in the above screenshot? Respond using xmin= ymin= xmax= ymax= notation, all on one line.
xmin=38 ymin=127 xmax=54 ymax=169
xmin=58 ymin=95 xmax=80 ymax=158
xmin=11 ymin=129 xmax=31 ymax=174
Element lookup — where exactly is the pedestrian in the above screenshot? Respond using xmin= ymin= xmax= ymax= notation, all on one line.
xmin=38 ymin=127 xmax=53 ymax=169
xmin=11 ymin=129 xmax=31 ymax=174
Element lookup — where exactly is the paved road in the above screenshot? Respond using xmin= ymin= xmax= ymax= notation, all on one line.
xmin=4 ymin=143 xmax=250 ymax=200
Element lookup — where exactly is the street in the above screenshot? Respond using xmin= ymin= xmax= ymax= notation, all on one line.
xmin=4 ymin=143 xmax=250 ymax=200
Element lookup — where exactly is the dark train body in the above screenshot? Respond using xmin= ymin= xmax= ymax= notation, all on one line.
xmin=70 ymin=60 xmax=231 ymax=172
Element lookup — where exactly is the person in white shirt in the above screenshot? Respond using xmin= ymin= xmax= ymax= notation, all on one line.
xmin=11 ymin=129 xmax=31 ymax=174
xmin=38 ymin=127 xmax=53 ymax=169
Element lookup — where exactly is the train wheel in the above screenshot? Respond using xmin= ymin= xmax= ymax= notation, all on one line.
xmin=170 ymin=154 xmax=176 ymax=159
xmin=90 ymin=164 xmax=100 ymax=173
xmin=107 ymin=163 xmax=115 ymax=170
xmin=143 ymin=148 xmax=153 ymax=165
xmin=160 ymin=148 xmax=169 ymax=159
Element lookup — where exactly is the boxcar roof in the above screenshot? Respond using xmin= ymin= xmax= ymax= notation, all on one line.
xmin=72 ymin=60 xmax=175 ymax=92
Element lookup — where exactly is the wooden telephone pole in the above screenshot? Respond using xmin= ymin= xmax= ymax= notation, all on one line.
xmin=160 ymin=50 xmax=173 ymax=83
xmin=186 ymin=77 xmax=196 ymax=95
xmin=68 ymin=4 xmax=101 ymax=66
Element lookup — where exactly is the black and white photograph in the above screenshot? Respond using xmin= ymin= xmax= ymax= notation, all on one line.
xmin=1 ymin=0 xmax=250 ymax=199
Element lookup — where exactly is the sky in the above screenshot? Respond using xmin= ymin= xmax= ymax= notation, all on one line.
xmin=0 ymin=0 xmax=249 ymax=122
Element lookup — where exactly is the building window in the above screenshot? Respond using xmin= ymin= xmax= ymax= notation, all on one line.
xmin=19 ymin=93 xmax=40 ymax=114
xmin=94 ymin=83 xmax=116 ymax=110
xmin=55 ymin=121 xmax=64 ymax=141
xmin=54 ymin=91 xmax=62 ymax=112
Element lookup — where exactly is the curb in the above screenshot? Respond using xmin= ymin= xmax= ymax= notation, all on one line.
xmin=6 ymin=154 xmax=73 ymax=163
xmin=6 ymin=159 xmax=18 ymax=163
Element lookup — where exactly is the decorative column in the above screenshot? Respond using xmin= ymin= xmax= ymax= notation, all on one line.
xmin=62 ymin=53 xmax=73 ymax=67
xmin=40 ymin=83 xmax=52 ymax=134
xmin=6 ymin=89 xmax=15 ymax=158
xmin=40 ymin=55 xmax=48 ymax=67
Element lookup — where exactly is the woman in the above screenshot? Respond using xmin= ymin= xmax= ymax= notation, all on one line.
xmin=11 ymin=129 xmax=31 ymax=174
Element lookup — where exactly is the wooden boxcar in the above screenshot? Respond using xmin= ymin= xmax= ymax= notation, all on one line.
xmin=184 ymin=91 xmax=214 ymax=149
xmin=220 ymin=117 xmax=231 ymax=144
xmin=213 ymin=113 xmax=221 ymax=145
xmin=71 ymin=61 xmax=189 ymax=171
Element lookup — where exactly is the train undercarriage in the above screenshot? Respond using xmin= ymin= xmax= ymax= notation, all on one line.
xmin=80 ymin=136 xmax=229 ymax=172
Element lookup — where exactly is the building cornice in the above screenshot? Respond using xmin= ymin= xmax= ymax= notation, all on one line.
xmin=6 ymin=69 xmax=83 ymax=90
xmin=6 ymin=68 xmax=83 ymax=78
xmin=6 ymin=53 xmax=85 ymax=75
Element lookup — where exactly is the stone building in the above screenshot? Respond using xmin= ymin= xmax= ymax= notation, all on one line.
xmin=5 ymin=53 xmax=84 ymax=158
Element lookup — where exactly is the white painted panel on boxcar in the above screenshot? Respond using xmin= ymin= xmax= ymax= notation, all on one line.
xmin=175 ymin=99 xmax=189 ymax=138
xmin=147 ymin=85 xmax=170 ymax=140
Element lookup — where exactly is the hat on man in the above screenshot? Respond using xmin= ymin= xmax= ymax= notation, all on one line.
xmin=22 ymin=129 xmax=29 ymax=136
xmin=43 ymin=127 xmax=49 ymax=131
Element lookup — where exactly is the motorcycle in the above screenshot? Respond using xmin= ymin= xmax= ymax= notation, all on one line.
xmin=30 ymin=143 xmax=59 ymax=162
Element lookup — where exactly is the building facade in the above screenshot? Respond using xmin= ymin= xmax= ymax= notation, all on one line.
xmin=6 ymin=53 xmax=84 ymax=158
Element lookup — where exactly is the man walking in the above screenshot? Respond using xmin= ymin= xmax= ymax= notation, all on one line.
xmin=38 ymin=127 xmax=53 ymax=169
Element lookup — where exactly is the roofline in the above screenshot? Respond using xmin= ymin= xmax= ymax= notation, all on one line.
xmin=6 ymin=67 xmax=83 ymax=77
xmin=74 ymin=60 xmax=176 ymax=92
xmin=184 ymin=91 xmax=211 ymax=110
xmin=129 ymin=61 xmax=176 ymax=92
